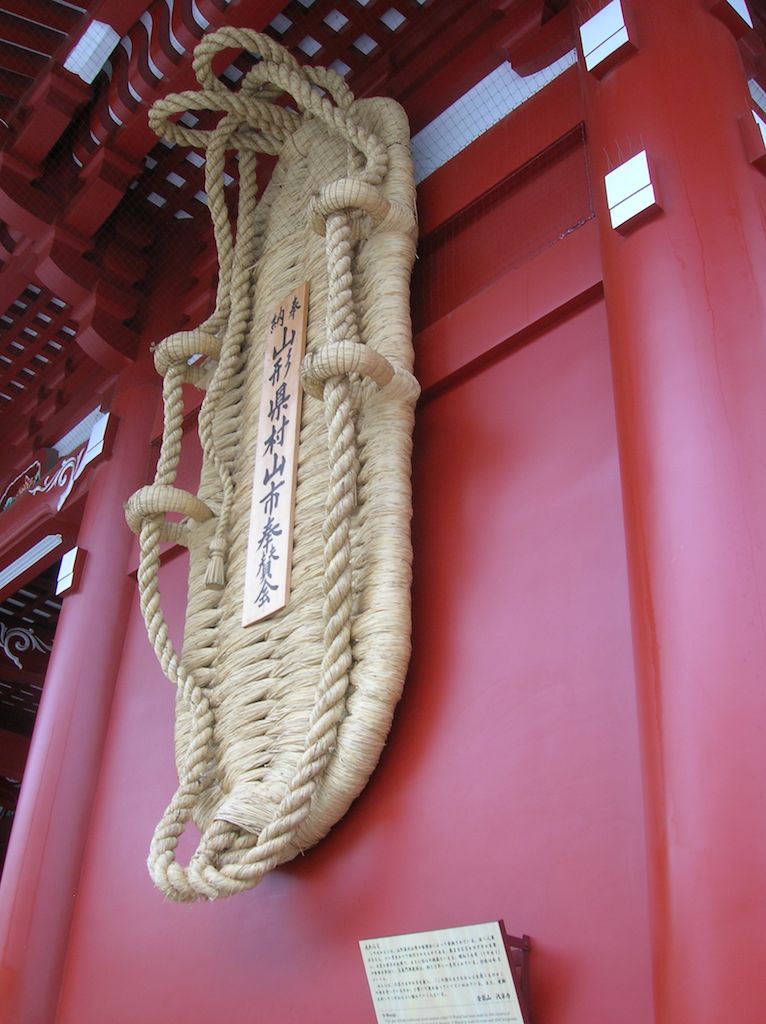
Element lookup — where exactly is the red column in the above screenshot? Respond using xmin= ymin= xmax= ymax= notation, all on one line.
xmin=0 ymin=356 xmax=159 ymax=1024
xmin=580 ymin=2 xmax=766 ymax=1021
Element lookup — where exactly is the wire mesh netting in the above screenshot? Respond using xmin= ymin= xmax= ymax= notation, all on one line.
xmin=412 ymin=50 xmax=578 ymax=183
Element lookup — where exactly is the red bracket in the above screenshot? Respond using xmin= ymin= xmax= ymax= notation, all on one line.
xmin=10 ymin=66 xmax=90 ymax=166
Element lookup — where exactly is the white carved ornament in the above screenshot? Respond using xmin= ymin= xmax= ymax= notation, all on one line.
xmin=26 ymin=412 xmax=110 ymax=512
xmin=0 ymin=623 xmax=52 ymax=671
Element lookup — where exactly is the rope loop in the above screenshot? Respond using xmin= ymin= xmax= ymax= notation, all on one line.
xmin=301 ymin=341 xmax=421 ymax=402
xmin=125 ymin=485 xmax=214 ymax=536
xmin=308 ymin=178 xmax=390 ymax=236
xmin=192 ymin=27 xmax=302 ymax=92
xmin=301 ymin=340 xmax=392 ymax=397
xmin=153 ymin=328 xmax=222 ymax=377
xmin=147 ymin=28 xmax=387 ymax=187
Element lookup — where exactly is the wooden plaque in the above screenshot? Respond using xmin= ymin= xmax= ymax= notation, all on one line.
xmin=243 ymin=283 xmax=308 ymax=626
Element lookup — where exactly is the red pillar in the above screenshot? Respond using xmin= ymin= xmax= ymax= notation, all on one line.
xmin=580 ymin=2 xmax=766 ymax=1021
xmin=0 ymin=356 xmax=159 ymax=1024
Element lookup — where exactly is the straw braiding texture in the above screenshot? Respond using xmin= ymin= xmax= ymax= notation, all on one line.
xmin=124 ymin=29 xmax=418 ymax=901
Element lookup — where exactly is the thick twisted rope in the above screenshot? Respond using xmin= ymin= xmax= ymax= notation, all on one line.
xmin=124 ymin=28 xmax=416 ymax=900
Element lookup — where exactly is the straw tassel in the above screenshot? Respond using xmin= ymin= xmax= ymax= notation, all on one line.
xmin=206 ymin=538 xmax=226 ymax=589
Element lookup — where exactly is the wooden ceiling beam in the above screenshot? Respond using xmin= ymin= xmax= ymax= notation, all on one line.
xmin=0 ymin=0 xmax=84 ymax=36
xmin=0 ymin=68 xmax=32 ymax=102
xmin=0 ymin=11 xmax=64 ymax=57
xmin=0 ymin=40 xmax=45 ymax=78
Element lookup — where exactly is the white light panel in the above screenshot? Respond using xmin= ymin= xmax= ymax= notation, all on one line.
xmin=604 ymin=150 xmax=658 ymax=231
xmin=64 ymin=21 xmax=120 ymax=85
xmin=579 ymin=0 xmax=631 ymax=73
xmin=56 ymin=547 xmax=81 ymax=596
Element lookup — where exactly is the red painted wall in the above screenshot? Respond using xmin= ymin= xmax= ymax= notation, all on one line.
xmin=55 ymin=297 xmax=652 ymax=1024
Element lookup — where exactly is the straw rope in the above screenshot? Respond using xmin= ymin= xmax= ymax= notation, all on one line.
xmin=124 ymin=28 xmax=418 ymax=900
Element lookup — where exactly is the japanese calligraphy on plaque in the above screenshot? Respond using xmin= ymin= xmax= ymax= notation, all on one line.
xmin=243 ymin=284 xmax=308 ymax=626
xmin=360 ymin=922 xmax=526 ymax=1024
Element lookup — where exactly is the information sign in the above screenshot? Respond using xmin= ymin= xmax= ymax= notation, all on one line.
xmin=360 ymin=921 xmax=528 ymax=1024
